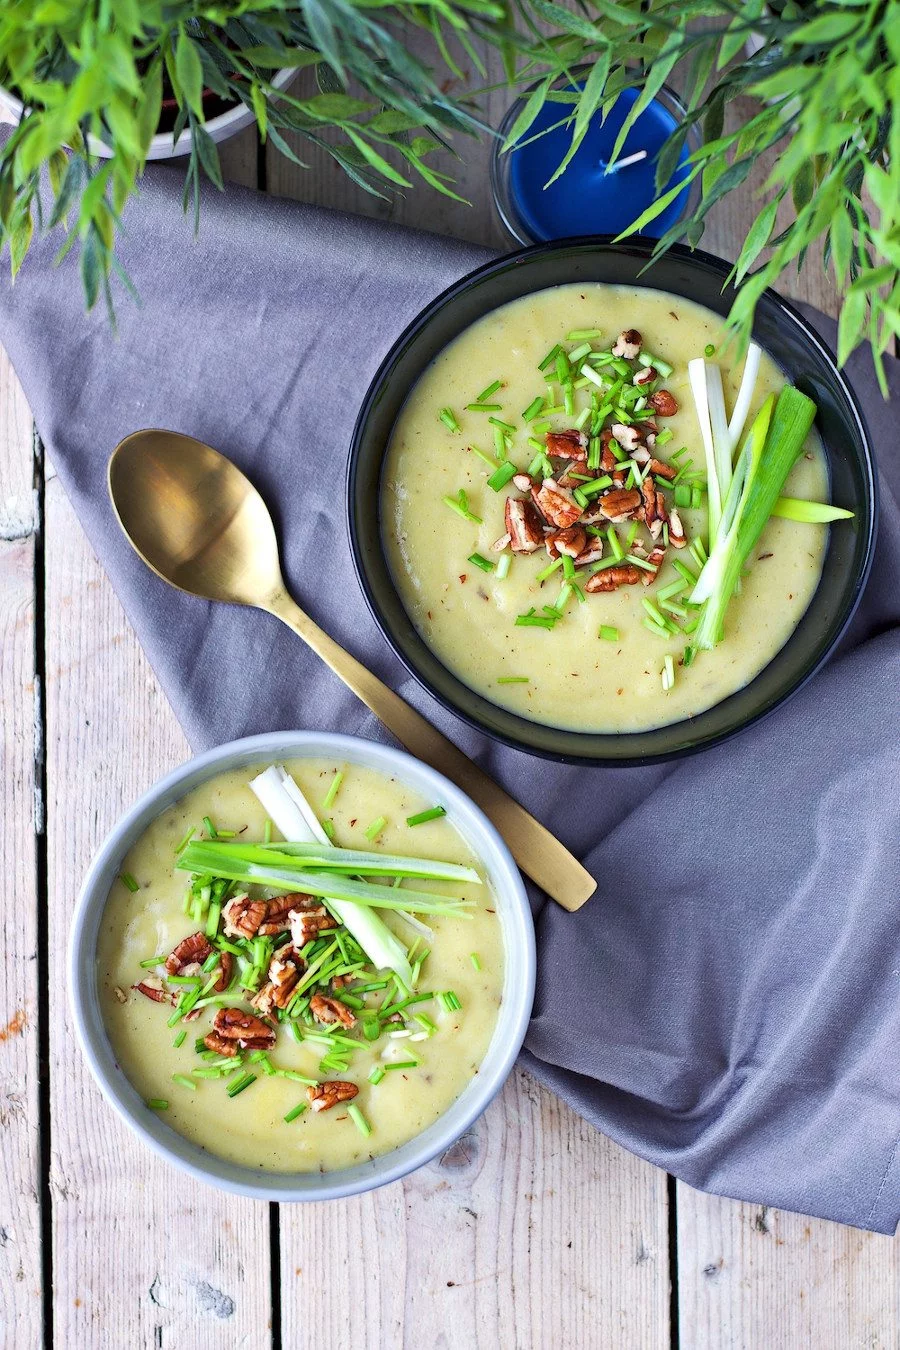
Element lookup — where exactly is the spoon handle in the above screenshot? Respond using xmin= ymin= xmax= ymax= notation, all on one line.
xmin=267 ymin=590 xmax=596 ymax=912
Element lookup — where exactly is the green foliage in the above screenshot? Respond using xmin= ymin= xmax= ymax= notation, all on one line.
xmin=0 ymin=0 xmax=897 ymax=388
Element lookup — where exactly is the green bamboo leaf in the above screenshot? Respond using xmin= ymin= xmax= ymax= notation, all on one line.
xmin=544 ymin=51 xmax=611 ymax=188
xmin=734 ymin=196 xmax=780 ymax=283
xmin=300 ymin=0 xmax=346 ymax=83
xmin=303 ymin=92 xmax=371 ymax=120
xmin=785 ymin=12 xmax=861 ymax=45
xmin=607 ymin=32 xmax=684 ymax=166
xmin=792 ymin=158 xmax=814 ymax=214
xmin=829 ymin=205 xmax=853 ymax=284
xmin=175 ymin=31 xmax=205 ymax=119
xmin=79 ymin=227 xmax=103 ymax=309
xmin=137 ymin=59 xmax=163 ymax=156
xmin=614 ymin=161 xmax=702 ymax=239
xmin=47 ymin=149 xmax=68 ymax=199
xmin=501 ymin=76 xmax=553 ymax=152
xmin=847 ymin=263 xmax=896 ymax=293
xmin=9 ymin=207 xmax=33 ymax=279
xmin=192 ymin=124 xmax=224 ymax=189
xmin=344 ymin=128 xmax=412 ymax=187
xmin=837 ymin=287 xmax=867 ymax=365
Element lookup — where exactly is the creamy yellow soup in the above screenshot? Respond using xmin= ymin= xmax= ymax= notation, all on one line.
xmin=382 ymin=283 xmax=829 ymax=733
xmin=98 ymin=759 xmax=504 ymax=1172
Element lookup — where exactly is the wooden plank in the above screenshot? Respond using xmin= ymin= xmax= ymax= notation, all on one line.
xmin=0 ymin=348 xmax=43 ymax=1348
xmin=217 ymin=126 xmax=260 ymax=190
xmin=281 ymin=1069 xmax=670 ymax=1349
xmin=677 ymin=1188 xmax=900 ymax=1349
xmin=43 ymin=468 xmax=272 ymax=1349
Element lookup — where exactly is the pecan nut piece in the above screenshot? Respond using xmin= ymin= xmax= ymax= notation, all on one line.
xmin=223 ymin=895 xmax=267 ymax=940
xmin=212 ymin=1007 xmax=276 ymax=1050
xmin=289 ymin=901 xmax=339 ymax=948
xmin=203 ymin=1030 xmax=239 ymax=1058
xmin=505 ymin=497 xmax=544 ymax=553
xmin=649 ymin=390 xmax=678 ymax=417
xmin=641 ymin=545 xmax=667 ymax=585
xmin=307 ymin=1081 xmax=359 ymax=1113
xmin=133 ymin=976 xmax=172 ymax=1004
xmin=633 ymin=366 xmax=655 ymax=387
xmin=586 ymin=564 xmax=643 ymax=592
xmin=310 ymin=993 xmax=356 ymax=1028
xmin=258 ymin=896 xmax=295 ymax=936
xmin=546 ymin=525 xmax=587 ymax=560
xmin=610 ymin=423 xmax=643 ymax=454
xmin=668 ymin=507 xmax=687 ymax=548
xmin=612 ymin=328 xmax=642 ymax=359
xmin=574 ymin=542 xmax=604 ymax=568
xmin=533 ymin=479 xmax=582 ymax=529
xmin=166 ymin=932 xmax=211 ymax=975
xmin=641 ymin=477 xmax=657 ymax=526
xmin=512 ymin=472 xmax=533 ymax=492
xmin=252 ymin=947 xmax=304 ymax=1015
xmin=596 ymin=488 xmax=642 ymax=522
xmin=648 ymin=458 xmax=677 ymax=482
xmin=545 ymin=428 xmax=587 ymax=460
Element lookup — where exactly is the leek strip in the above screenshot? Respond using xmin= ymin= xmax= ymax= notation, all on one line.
xmin=727 ymin=343 xmax=762 ymax=450
xmin=189 ymin=841 xmax=481 ymax=885
xmin=691 ymin=388 xmax=816 ymax=648
xmin=177 ymin=847 xmax=473 ymax=916
xmin=688 ymin=359 xmax=722 ymax=542
xmin=772 ymin=497 xmax=854 ymax=523
xmin=248 ymin=767 xmax=413 ymax=985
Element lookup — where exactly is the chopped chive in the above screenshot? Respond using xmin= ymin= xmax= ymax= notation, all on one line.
xmin=383 ymin=1059 xmax=419 ymax=1071
xmin=567 ymin=327 xmax=602 ymax=340
xmin=202 ymin=815 xmax=216 ymax=839
xmin=439 ymin=407 xmax=460 ymax=432
xmin=226 ymin=1072 xmax=257 ymax=1098
xmin=704 ymin=343 xmax=716 ymax=358
xmin=496 ymin=553 xmax=511 ymax=580
xmin=487 ymin=461 xmax=517 ymax=492
xmin=476 ymin=378 xmax=503 ymax=402
xmin=406 ymin=806 xmax=447 ymax=827
xmin=674 ymin=483 xmax=692 ymax=508
xmin=470 ymin=952 xmax=481 ymax=971
xmin=322 ymin=771 xmax=344 ymax=811
xmin=322 ymin=819 xmax=335 ymax=841
xmin=497 ymin=675 xmax=529 ymax=684
xmin=368 ymin=1065 xmax=386 ymax=1085
xmin=532 ymin=418 xmax=552 ymax=434
xmin=574 ymin=406 xmax=592 ymax=430
xmin=173 ymin=1030 xmax=186 ymax=1049
xmin=174 ymin=827 xmax=195 ymax=855
xmin=580 ymin=363 xmax=606 ymax=389
xmin=172 ymin=1073 xmax=196 ymax=1091
xmin=467 ymin=552 xmax=495 ymax=573
xmin=658 ymin=580 xmax=687 ymax=601
xmin=587 ymin=436 xmax=601 ymax=470
xmin=469 ymin=444 xmax=499 ymax=470
xmin=655 ymin=428 xmax=674 ymax=446
xmin=347 ymin=1104 xmax=372 ymax=1137
xmin=119 ymin=872 xmax=139 ymax=892
xmin=493 ymin=425 xmax=508 ymax=459
xmin=364 ymin=816 xmax=387 ymax=841
xmin=625 ymin=521 xmax=639 ymax=547
xmin=139 ymin=954 xmax=166 ymax=969
xmin=643 ymin=617 xmax=673 ymax=639
xmin=263 ymin=819 xmax=272 ymax=845
xmin=283 ymin=1101 xmax=308 ymax=1123
xmin=536 ymin=556 xmax=564 ymax=583
xmin=538 ymin=344 xmax=561 ymax=372
xmin=662 ymin=654 xmax=676 ymax=691
xmin=413 ymin=1012 xmax=437 ymax=1034
xmin=599 ymin=625 xmax=620 ymax=641
xmin=147 ymin=1099 xmax=169 ymax=1111
xmin=438 ymin=990 xmax=462 ymax=1012
xmin=683 ymin=645 xmax=697 ymax=667
xmin=487 ymin=415 xmax=516 ymax=434
xmin=625 ymin=553 xmax=658 ymax=573
xmin=443 ymin=489 xmax=481 ymax=524
xmin=561 ymin=553 xmax=576 ymax=581
xmin=467 ymin=402 xmax=502 ymax=412
xmin=673 ymin=558 xmax=699 ymax=585
xmin=205 ymin=900 xmax=221 ymax=939
xmin=275 ymin=1070 xmax=318 ymax=1085
xmin=555 ymin=351 xmax=569 ymax=384
xmin=522 ymin=396 xmax=545 ymax=422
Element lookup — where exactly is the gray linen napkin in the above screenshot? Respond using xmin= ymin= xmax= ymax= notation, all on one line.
xmin=2 ymin=164 xmax=897 ymax=1233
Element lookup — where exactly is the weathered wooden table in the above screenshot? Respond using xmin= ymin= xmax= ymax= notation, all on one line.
xmin=1 ymin=99 xmax=898 ymax=1349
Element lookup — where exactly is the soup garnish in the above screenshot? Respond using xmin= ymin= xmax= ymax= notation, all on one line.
xmin=124 ymin=764 xmax=485 ymax=1136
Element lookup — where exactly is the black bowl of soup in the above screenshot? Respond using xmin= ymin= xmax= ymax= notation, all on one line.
xmin=347 ymin=238 xmax=876 ymax=765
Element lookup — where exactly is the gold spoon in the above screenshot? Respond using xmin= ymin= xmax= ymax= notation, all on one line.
xmin=108 ymin=430 xmax=597 ymax=911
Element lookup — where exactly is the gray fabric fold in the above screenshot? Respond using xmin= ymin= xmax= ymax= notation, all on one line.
xmin=2 ymin=162 xmax=897 ymax=1232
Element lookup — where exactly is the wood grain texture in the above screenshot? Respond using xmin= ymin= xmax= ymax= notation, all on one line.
xmin=0 ymin=349 xmax=43 ymax=1348
xmin=42 ymin=470 xmax=272 ymax=1350
xmin=280 ymin=1070 xmax=669 ymax=1350
xmin=677 ymin=1188 xmax=900 ymax=1350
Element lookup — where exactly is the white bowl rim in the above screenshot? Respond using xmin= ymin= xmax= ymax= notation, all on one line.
xmin=69 ymin=730 xmax=536 ymax=1202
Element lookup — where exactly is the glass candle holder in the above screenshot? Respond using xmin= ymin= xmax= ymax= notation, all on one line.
xmin=491 ymin=79 xmax=701 ymax=246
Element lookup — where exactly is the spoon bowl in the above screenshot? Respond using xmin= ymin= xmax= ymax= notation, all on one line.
xmin=109 ymin=431 xmax=284 ymax=607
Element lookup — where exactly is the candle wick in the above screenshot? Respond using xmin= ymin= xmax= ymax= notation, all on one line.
xmin=601 ymin=149 xmax=649 ymax=176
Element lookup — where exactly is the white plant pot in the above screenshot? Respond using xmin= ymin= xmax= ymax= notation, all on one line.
xmin=0 ymin=67 xmax=295 ymax=160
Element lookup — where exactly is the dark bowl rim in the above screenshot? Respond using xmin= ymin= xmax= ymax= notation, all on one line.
xmin=346 ymin=235 xmax=879 ymax=768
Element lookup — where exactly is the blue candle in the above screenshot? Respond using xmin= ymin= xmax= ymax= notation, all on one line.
xmin=500 ymin=85 xmax=694 ymax=243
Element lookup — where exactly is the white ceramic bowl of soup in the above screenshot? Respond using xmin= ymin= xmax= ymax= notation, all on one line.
xmin=69 ymin=731 xmax=535 ymax=1201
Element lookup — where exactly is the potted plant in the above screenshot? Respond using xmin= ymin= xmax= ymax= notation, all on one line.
xmin=0 ymin=0 xmax=896 ymax=387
